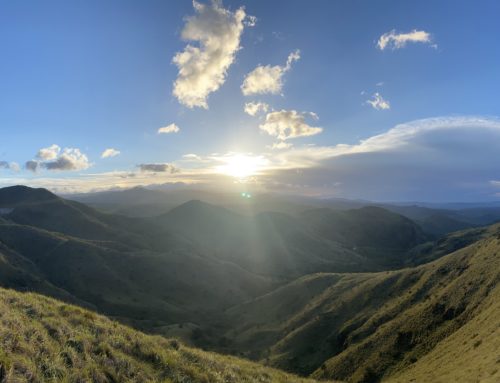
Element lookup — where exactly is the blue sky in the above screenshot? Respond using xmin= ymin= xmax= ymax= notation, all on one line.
xmin=0 ymin=0 xmax=499 ymax=201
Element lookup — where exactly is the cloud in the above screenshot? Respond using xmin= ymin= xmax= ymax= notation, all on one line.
xmin=260 ymin=109 xmax=323 ymax=140
xmin=366 ymin=92 xmax=390 ymax=110
xmin=101 ymin=148 xmax=121 ymax=158
xmin=268 ymin=141 xmax=293 ymax=150
xmin=241 ymin=50 xmax=300 ymax=95
xmin=158 ymin=123 xmax=180 ymax=134
xmin=0 ymin=161 xmax=18 ymax=171
xmin=182 ymin=153 xmax=203 ymax=161
xmin=43 ymin=148 xmax=90 ymax=171
xmin=377 ymin=29 xmax=434 ymax=50
xmin=172 ymin=0 xmax=251 ymax=108
xmin=25 ymin=160 xmax=40 ymax=173
xmin=263 ymin=116 xmax=500 ymax=201
xmin=28 ymin=146 xmax=91 ymax=172
xmin=9 ymin=117 xmax=500 ymax=201
xmin=9 ymin=162 xmax=20 ymax=172
xmin=138 ymin=163 xmax=179 ymax=173
xmin=36 ymin=144 xmax=60 ymax=160
xmin=244 ymin=15 xmax=257 ymax=27
xmin=244 ymin=101 xmax=269 ymax=116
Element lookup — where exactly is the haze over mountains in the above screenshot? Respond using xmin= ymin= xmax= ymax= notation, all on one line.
xmin=0 ymin=184 xmax=499 ymax=382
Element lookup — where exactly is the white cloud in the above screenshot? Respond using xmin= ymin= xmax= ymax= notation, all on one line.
xmin=241 ymin=50 xmax=300 ymax=95
xmin=377 ymin=29 xmax=434 ymax=50
xmin=244 ymin=101 xmax=269 ymax=116
xmin=28 ymin=146 xmax=90 ymax=172
xmin=260 ymin=109 xmax=323 ymax=140
xmin=43 ymin=148 xmax=90 ymax=171
xmin=36 ymin=144 xmax=60 ymax=160
xmin=101 ymin=148 xmax=121 ymax=158
xmin=366 ymin=92 xmax=391 ymax=110
xmin=158 ymin=123 xmax=180 ymax=134
xmin=172 ymin=0 xmax=251 ymax=108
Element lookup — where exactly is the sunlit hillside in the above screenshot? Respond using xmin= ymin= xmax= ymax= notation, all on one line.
xmin=0 ymin=288 xmax=324 ymax=383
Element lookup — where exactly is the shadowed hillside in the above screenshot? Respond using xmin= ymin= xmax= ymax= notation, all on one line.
xmin=155 ymin=200 xmax=430 ymax=277
xmin=0 ymin=186 xmax=274 ymax=328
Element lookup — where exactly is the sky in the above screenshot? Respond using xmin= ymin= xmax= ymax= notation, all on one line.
xmin=0 ymin=0 xmax=499 ymax=201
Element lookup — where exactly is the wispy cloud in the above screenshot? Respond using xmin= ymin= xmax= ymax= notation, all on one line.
xmin=158 ymin=123 xmax=180 ymax=134
xmin=268 ymin=141 xmax=293 ymax=150
xmin=0 ymin=161 xmax=19 ymax=172
xmin=172 ymin=0 xmax=252 ymax=108
xmin=241 ymin=50 xmax=300 ymax=95
xmin=377 ymin=29 xmax=435 ymax=50
xmin=366 ymin=92 xmax=391 ymax=110
xmin=101 ymin=148 xmax=120 ymax=158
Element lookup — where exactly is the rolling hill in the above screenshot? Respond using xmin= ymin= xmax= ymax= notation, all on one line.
xmin=0 ymin=186 xmax=275 ymax=328
xmin=155 ymin=200 xmax=431 ymax=277
xmin=1 ymin=185 xmax=499 ymax=382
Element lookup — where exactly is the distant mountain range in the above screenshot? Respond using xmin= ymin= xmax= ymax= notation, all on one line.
xmin=0 ymin=185 xmax=499 ymax=382
xmin=67 ymin=186 xmax=500 ymax=237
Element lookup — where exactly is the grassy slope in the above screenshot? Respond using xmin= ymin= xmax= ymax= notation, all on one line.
xmin=0 ymin=288 xmax=326 ymax=383
xmin=224 ymin=224 xmax=500 ymax=382
xmin=387 ymin=288 xmax=500 ymax=383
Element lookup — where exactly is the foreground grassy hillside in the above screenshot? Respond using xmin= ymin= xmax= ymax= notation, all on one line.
xmin=223 ymin=224 xmax=500 ymax=382
xmin=0 ymin=288 xmax=323 ymax=383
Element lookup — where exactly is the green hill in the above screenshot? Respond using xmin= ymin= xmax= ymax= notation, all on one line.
xmin=301 ymin=206 xmax=428 ymax=267
xmin=222 ymin=223 xmax=500 ymax=382
xmin=156 ymin=200 xmax=430 ymax=278
xmin=0 ymin=288 xmax=323 ymax=383
xmin=0 ymin=187 xmax=275 ymax=328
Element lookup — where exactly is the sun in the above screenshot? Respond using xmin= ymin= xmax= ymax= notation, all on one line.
xmin=217 ymin=154 xmax=267 ymax=179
